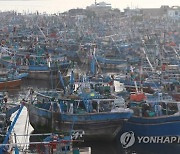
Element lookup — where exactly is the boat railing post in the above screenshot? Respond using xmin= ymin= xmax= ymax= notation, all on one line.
xmin=139 ymin=107 xmax=142 ymax=117
xmin=97 ymin=100 xmax=100 ymax=113
xmin=166 ymin=103 xmax=168 ymax=115
xmin=30 ymin=89 xmax=33 ymax=104
xmin=177 ymin=103 xmax=180 ymax=115
xmin=158 ymin=93 xmax=162 ymax=101
xmin=69 ymin=103 xmax=73 ymax=114
xmin=51 ymin=101 xmax=54 ymax=133
xmin=58 ymin=100 xmax=62 ymax=113
xmin=14 ymin=133 xmax=20 ymax=154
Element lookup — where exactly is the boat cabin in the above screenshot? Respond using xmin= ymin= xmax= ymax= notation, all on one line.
xmin=59 ymin=97 xmax=125 ymax=114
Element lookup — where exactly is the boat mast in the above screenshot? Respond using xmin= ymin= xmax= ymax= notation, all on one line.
xmin=142 ymin=45 xmax=155 ymax=72
xmin=130 ymin=65 xmax=139 ymax=93
xmin=51 ymin=101 xmax=54 ymax=133
xmin=139 ymin=57 xmax=144 ymax=92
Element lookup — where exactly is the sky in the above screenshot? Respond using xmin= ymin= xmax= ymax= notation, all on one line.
xmin=0 ymin=0 xmax=179 ymax=13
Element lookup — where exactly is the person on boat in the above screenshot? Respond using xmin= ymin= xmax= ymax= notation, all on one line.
xmin=154 ymin=104 xmax=163 ymax=116
xmin=142 ymin=102 xmax=151 ymax=117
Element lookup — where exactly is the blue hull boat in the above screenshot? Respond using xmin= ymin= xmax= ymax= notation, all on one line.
xmin=25 ymin=86 xmax=133 ymax=141
xmin=0 ymin=53 xmax=70 ymax=80
xmin=122 ymin=115 xmax=180 ymax=137
xmin=121 ymin=92 xmax=180 ymax=137
xmin=27 ymin=101 xmax=133 ymax=141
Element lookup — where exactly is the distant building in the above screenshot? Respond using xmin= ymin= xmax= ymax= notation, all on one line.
xmin=68 ymin=8 xmax=85 ymax=15
xmin=167 ymin=6 xmax=180 ymax=20
xmin=124 ymin=5 xmax=170 ymax=18
xmin=140 ymin=6 xmax=169 ymax=17
xmin=86 ymin=1 xmax=112 ymax=14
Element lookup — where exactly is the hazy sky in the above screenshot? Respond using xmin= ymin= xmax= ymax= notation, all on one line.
xmin=0 ymin=0 xmax=179 ymax=13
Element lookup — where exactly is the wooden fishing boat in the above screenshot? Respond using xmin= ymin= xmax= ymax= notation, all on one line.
xmin=0 ymin=48 xmax=70 ymax=80
xmin=0 ymin=71 xmax=28 ymax=90
xmin=25 ymin=82 xmax=133 ymax=141
xmin=96 ymin=55 xmax=127 ymax=69
xmin=0 ymin=78 xmax=21 ymax=90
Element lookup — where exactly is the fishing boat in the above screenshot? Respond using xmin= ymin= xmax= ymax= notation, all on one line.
xmin=0 ymin=69 xmax=28 ymax=90
xmin=25 ymin=78 xmax=133 ymax=141
xmin=0 ymin=78 xmax=21 ymax=90
xmin=120 ymin=92 xmax=180 ymax=137
xmin=115 ymin=67 xmax=156 ymax=94
xmin=96 ymin=54 xmax=127 ymax=69
xmin=115 ymin=77 xmax=155 ymax=94
xmin=0 ymin=47 xmax=70 ymax=80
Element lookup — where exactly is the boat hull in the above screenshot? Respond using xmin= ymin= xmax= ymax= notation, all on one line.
xmin=121 ymin=115 xmax=180 ymax=137
xmin=0 ymin=59 xmax=69 ymax=80
xmin=27 ymin=103 xmax=132 ymax=141
xmin=20 ymin=70 xmax=57 ymax=80
xmin=20 ymin=69 xmax=68 ymax=80
xmin=59 ymin=114 xmax=129 ymax=141
xmin=0 ymin=79 xmax=21 ymax=90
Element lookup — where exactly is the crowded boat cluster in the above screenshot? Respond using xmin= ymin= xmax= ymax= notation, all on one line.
xmin=0 ymin=2 xmax=179 ymax=153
